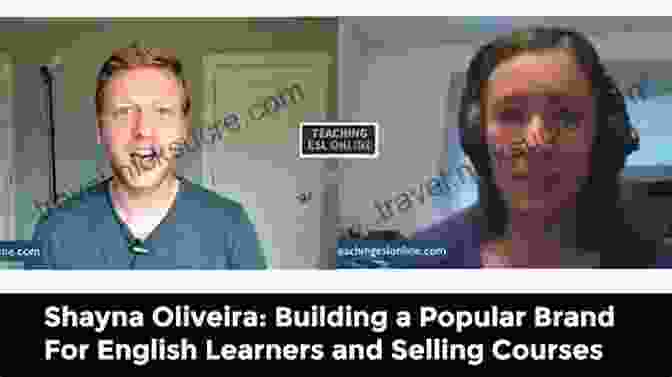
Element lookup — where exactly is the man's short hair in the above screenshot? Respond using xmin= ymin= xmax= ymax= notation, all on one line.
xmin=95 ymin=41 xmax=192 ymax=118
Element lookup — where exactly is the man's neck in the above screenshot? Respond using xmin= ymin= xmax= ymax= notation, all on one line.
xmin=110 ymin=175 xmax=180 ymax=224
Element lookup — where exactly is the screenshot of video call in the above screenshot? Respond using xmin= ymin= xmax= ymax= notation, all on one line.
xmin=0 ymin=15 xmax=671 ymax=270
xmin=2 ymin=10 xmax=672 ymax=371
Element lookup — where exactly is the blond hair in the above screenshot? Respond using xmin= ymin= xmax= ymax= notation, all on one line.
xmin=95 ymin=41 xmax=192 ymax=118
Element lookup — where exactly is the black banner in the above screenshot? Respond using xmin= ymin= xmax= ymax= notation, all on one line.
xmin=0 ymin=294 xmax=668 ymax=372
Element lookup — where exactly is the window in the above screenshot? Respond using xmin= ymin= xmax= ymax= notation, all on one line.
xmin=623 ymin=86 xmax=672 ymax=179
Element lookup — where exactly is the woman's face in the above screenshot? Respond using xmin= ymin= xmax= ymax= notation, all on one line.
xmin=484 ymin=48 xmax=596 ymax=214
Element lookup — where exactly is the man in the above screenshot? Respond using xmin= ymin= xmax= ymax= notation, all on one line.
xmin=32 ymin=42 xmax=267 ymax=269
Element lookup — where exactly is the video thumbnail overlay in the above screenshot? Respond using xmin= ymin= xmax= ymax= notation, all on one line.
xmin=299 ymin=122 xmax=378 ymax=159
xmin=0 ymin=241 xmax=44 ymax=269
xmin=0 ymin=293 xmax=667 ymax=371
xmin=336 ymin=240 xmax=448 ymax=269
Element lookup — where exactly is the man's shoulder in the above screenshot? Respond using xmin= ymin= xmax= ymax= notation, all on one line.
xmin=35 ymin=181 xmax=109 ymax=230
xmin=179 ymin=179 xmax=248 ymax=219
xmin=178 ymin=179 xmax=265 ymax=269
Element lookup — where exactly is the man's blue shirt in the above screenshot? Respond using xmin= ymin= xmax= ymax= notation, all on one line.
xmin=31 ymin=177 xmax=267 ymax=270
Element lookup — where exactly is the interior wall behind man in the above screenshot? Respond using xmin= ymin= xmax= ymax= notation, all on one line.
xmin=3 ymin=18 xmax=337 ymax=240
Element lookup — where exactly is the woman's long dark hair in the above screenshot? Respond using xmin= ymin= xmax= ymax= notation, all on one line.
xmin=458 ymin=26 xmax=656 ymax=267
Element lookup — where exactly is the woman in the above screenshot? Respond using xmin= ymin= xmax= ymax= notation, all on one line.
xmin=414 ymin=26 xmax=669 ymax=268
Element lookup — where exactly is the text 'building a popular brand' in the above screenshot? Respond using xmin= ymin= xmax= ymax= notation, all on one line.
xmin=299 ymin=122 xmax=379 ymax=159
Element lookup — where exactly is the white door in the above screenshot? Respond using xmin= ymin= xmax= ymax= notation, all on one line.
xmin=203 ymin=52 xmax=332 ymax=269
xmin=0 ymin=53 xmax=15 ymax=241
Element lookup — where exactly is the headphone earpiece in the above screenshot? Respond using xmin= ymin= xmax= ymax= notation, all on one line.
xmin=628 ymin=126 xmax=640 ymax=155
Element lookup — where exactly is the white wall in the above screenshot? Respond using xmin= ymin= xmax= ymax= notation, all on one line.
xmin=13 ymin=60 xmax=52 ymax=240
xmin=0 ymin=53 xmax=14 ymax=240
xmin=593 ymin=32 xmax=672 ymax=60
xmin=338 ymin=17 xmax=477 ymax=237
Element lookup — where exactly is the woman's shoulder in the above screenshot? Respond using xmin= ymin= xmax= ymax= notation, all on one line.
xmin=655 ymin=252 xmax=672 ymax=268
xmin=411 ymin=205 xmax=484 ymax=267
xmin=414 ymin=205 xmax=483 ymax=240
xmin=653 ymin=238 xmax=672 ymax=268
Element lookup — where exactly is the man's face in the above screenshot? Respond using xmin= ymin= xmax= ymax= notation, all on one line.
xmin=483 ymin=48 xmax=596 ymax=214
xmin=97 ymin=66 xmax=188 ymax=190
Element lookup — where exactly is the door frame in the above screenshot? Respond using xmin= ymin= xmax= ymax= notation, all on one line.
xmin=199 ymin=50 xmax=333 ymax=185
xmin=201 ymin=50 xmax=333 ymax=267
xmin=201 ymin=50 xmax=332 ymax=187
xmin=0 ymin=51 xmax=15 ymax=240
